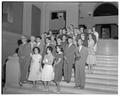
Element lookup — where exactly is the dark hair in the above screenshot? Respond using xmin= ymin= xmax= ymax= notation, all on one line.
xmin=62 ymin=28 xmax=67 ymax=31
xmin=36 ymin=36 xmax=41 ymax=39
xmin=76 ymin=37 xmax=83 ymax=43
xmin=33 ymin=47 xmax=40 ymax=54
xmin=47 ymin=46 xmax=53 ymax=53
xmin=57 ymin=37 xmax=62 ymax=40
xmin=88 ymin=33 xmax=97 ymax=44
xmin=15 ymin=48 xmax=19 ymax=54
xmin=68 ymin=36 xmax=73 ymax=40
xmin=56 ymin=45 xmax=63 ymax=52
xmin=46 ymin=37 xmax=51 ymax=41
xmin=17 ymin=39 xmax=22 ymax=46
xmin=70 ymin=24 xmax=74 ymax=27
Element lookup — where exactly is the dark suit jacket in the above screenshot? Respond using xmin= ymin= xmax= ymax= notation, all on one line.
xmin=74 ymin=46 xmax=88 ymax=66
xmin=64 ymin=44 xmax=76 ymax=64
xmin=18 ymin=43 xmax=31 ymax=57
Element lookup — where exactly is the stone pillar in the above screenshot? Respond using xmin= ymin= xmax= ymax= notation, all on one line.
xmin=5 ymin=54 xmax=20 ymax=87
xmin=22 ymin=3 xmax=32 ymax=36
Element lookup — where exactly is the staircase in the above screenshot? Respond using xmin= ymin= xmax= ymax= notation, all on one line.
xmin=3 ymin=40 xmax=118 ymax=94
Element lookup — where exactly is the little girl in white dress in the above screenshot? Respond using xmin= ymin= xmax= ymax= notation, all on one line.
xmin=28 ymin=47 xmax=42 ymax=87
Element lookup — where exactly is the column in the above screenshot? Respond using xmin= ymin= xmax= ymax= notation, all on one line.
xmin=22 ymin=3 xmax=32 ymax=36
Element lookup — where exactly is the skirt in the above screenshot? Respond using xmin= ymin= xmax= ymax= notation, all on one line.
xmin=87 ymin=54 xmax=96 ymax=65
xmin=41 ymin=64 xmax=54 ymax=81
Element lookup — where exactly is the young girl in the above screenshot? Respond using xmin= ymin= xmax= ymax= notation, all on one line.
xmin=86 ymin=33 xmax=96 ymax=73
xmin=54 ymin=45 xmax=63 ymax=93
xmin=41 ymin=46 xmax=54 ymax=91
xmin=28 ymin=47 xmax=42 ymax=87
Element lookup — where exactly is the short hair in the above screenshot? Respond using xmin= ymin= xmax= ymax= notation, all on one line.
xmin=20 ymin=35 xmax=27 ymax=40
xmin=76 ymin=38 xmax=83 ymax=43
xmin=17 ymin=39 xmax=22 ymax=46
xmin=68 ymin=36 xmax=73 ymax=39
xmin=33 ymin=47 xmax=41 ymax=54
xmin=36 ymin=36 xmax=41 ymax=39
xmin=62 ymin=28 xmax=67 ymax=31
xmin=15 ymin=48 xmax=19 ymax=54
xmin=47 ymin=46 xmax=53 ymax=52
xmin=46 ymin=37 xmax=51 ymax=41
xmin=57 ymin=37 xmax=62 ymax=40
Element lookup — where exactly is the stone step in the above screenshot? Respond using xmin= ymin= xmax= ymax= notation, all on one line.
xmin=85 ymin=78 xmax=118 ymax=86
xmin=4 ymin=84 xmax=116 ymax=94
xmin=60 ymin=81 xmax=118 ymax=93
xmin=93 ymin=66 xmax=118 ymax=71
xmin=95 ymin=64 xmax=118 ymax=68
xmin=96 ymin=61 xmax=118 ymax=64
xmin=69 ymin=77 xmax=118 ymax=86
xmin=71 ymin=73 xmax=118 ymax=81
xmin=96 ymin=59 xmax=118 ymax=62
xmin=95 ymin=62 xmax=118 ymax=66
xmin=96 ymin=55 xmax=118 ymax=58
xmin=85 ymin=74 xmax=118 ymax=80
xmin=96 ymin=58 xmax=118 ymax=60
xmin=85 ymin=69 xmax=118 ymax=76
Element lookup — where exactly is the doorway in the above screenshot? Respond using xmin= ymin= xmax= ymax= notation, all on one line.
xmin=95 ymin=24 xmax=118 ymax=39
xmin=101 ymin=24 xmax=111 ymax=39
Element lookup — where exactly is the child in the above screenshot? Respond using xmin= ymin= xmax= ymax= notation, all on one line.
xmin=41 ymin=46 xmax=54 ymax=91
xmin=28 ymin=47 xmax=42 ymax=87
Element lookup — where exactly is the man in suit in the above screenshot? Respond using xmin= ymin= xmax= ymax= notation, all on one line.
xmin=18 ymin=35 xmax=31 ymax=86
xmin=36 ymin=36 xmax=44 ymax=55
xmin=74 ymin=38 xmax=88 ymax=89
xmin=29 ymin=36 xmax=36 ymax=51
xmin=64 ymin=36 xmax=76 ymax=83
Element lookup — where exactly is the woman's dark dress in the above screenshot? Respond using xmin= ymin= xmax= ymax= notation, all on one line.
xmin=54 ymin=52 xmax=63 ymax=82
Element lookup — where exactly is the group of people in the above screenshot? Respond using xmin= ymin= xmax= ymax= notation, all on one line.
xmin=6 ymin=24 xmax=99 ymax=93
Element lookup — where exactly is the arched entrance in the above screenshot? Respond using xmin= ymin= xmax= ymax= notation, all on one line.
xmin=93 ymin=3 xmax=118 ymax=39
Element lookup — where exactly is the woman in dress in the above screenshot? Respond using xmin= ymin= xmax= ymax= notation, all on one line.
xmin=54 ymin=45 xmax=63 ymax=93
xmin=80 ymin=33 xmax=88 ymax=48
xmin=41 ymin=46 xmax=54 ymax=91
xmin=28 ymin=47 xmax=42 ymax=87
xmin=86 ymin=33 xmax=96 ymax=73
